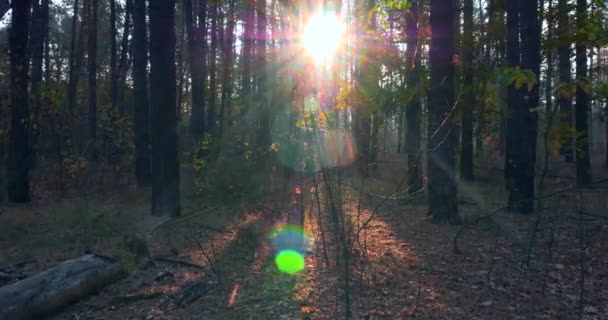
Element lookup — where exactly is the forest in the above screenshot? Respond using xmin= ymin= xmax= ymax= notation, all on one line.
xmin=0 ymin=0 xmax=607 ymax=319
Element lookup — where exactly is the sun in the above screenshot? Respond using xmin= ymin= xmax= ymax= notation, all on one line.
xmin=302 ymin=12 xmax=344 ymax=64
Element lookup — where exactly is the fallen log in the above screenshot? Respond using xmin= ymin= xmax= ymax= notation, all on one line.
xmin=0 ymin=254 xmax=126 ymax=320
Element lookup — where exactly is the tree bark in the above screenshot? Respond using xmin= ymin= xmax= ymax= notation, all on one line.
xmin=185 ymin=0 xmax=206 ymax=139
xmin=29 ymin=0 xmax=49 ymax=163
xmin=132 ymin=0 xmax=151 ymax=186
xmin=0 ymin=254 xmax=125 ymax=320
xmin=508 ymin=0 xmax=540 ymax=213
xmin=109 ymin=0 xmax=118 ymax=109
xmin=8 ymin=0 xmax=32 ymax=203
xmin=575 ymin=0 xmax=591 ymax=186
xmin=67 ymin=0 xmax=81 ymax=113
xmin=219 ymin=0 xmax=237 ymax=137
xmin=460 ymin=0 xmax=474 ymax=181
xmin=427 ymin=0 xmax=460 ymax=224
xmin=207 ymin=0 xmax=219 ymax=134
xmin=405 ymin=0 xmax=422 ymax=193
xmin=149 ymin=0 xmax=181 ymax=217
xmin=558 ymin=0 xmax=574 ymax=162
xmin=87 ymin=0 xmax=98 ymax=160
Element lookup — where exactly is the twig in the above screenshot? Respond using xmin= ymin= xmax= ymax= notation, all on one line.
xmin=154 ymin=256 xmax=206 ymax=270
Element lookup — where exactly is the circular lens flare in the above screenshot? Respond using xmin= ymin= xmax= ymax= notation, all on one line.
xmin=302 ymin=12 xmax=343 ymax=64
xmin=275 ymin=249 xmax=305 ymax=274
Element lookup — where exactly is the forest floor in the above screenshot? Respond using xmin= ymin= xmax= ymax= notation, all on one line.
xmin=1 ymin=153 xmax=608 ymax=320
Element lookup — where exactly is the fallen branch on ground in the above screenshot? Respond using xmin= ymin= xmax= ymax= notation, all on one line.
xmin=0 ymin=254 xmax=125 ymax=320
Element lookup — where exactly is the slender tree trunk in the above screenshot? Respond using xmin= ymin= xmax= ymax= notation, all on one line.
xmin=149 ymin=0 xmax=180 ymax=217
xmin=575 ymin=0 xmax=591 ymax=186
xmin=219 ymin=0 xmax=236 ymax=137
xmin=8 ymin=0 xmax=33 ymax=203
xmin=30 ymin=0 xmax=49 ymax=163
xmin=558 ymin=0 xmax=574 ymax=162
xmin=109 ymin=0 xmax=118 ymax=109
xmin=256 ymin=0 xmax=269 ymax=149
xmin=132 ymin=0 xmax=151 ymax=186
xmin=44 ymin=0 xmax=52 ymax=83
xmin=241 ymin=0 xmax=254 ymax=100
xmin=405 ymin=0 xmax=422 ymax=193
xmin=427 ymin=0 xmax=460 ymax=224
xmin=67 ymin=0 xmax=81 ymax=113
xmin=546 ymin=0 xmax=555 ymax=115
xmin=87 ymin=0 xmax=98 ymax=160
xmin=504 ymin=0 xmax=522 ymax=188
xmin=509 ymin=0 xmax=540 ymax=213
xmin=117 ymin=0 xmax=132 ymax=110
xmin=185 ymin=0 xmax=206 ymax=139
xmin=460 ymin=0 xmax=474 ymax=181
xmin=207 ymin=0 xmax=219 ymax=134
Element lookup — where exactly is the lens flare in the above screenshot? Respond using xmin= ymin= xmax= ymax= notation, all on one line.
xmin=302 ymin=12 xmax=344 ymax=64
xmin=275 ymin=249 xmax=305 ymax=275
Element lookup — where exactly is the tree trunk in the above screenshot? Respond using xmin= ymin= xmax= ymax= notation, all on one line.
xmin=67 ymin=0 xmax=81 ymax=113
xmin=558 ymin=0 xmax=574 ymax=162
xmin=87 ymin=0 xmax=98 ymax=160
xmin=427 ymin=0 xmax=460 ymax=224
xmin=508 ymin=0 xmax=540 ymax=213
xmin=7 ymin=0 xmax=32 ymax=203
xmin=149 ymin=0 xmax=181 ymax=217
xmin=44 ymin=0 xmax=52 ymax=83
xmin=241 ymin=0 xmax=255 ymax=100
xmin=117 ymin=0 xmax=132 ymax=111
xmin=207 ymin=0 xmax=219 ymax=134
xmin=109 ymin=0 xmax=118 ymax=109
xmin=132 ymin=0 xmax=151 ymax=186
xmin=460 ymin=0 xmax=474 ymax=181
xmin=575 ymin=0 xmax=591 ymax=186
xmin=504 ymin=0 xmax=522 ymax=188
xmin=405 ymin=0 xmax=422 ymax=193
xmin=30 ymin=0 xmax=49 ymax=163
xmin=185 ymin=0 xmax=206 ymax=139
xmin=0 ymin=254 xmax=125 ymax=320
xmin=546 ymin=0 xmax=555 ymax=115
xmin=256 ymin=0 xmax=269 ymax=150
xmin=219 ymin=0 xmax=237 ymax=137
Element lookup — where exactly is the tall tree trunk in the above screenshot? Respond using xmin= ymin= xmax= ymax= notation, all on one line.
xmin=427 ymin=0 xmax=460 ymax=224
xmin=30 ymin=0 xmax=49 ymax=163
xmin=109 ymin=0 xmax=118 ymax=109
xmin=460 ymin=0 xmax=474 ymax=181
xmin=185 ymin=0 xmax=206 ymax=139
xmin=504 ymin=0 xmax=522 ymax=188
xmin=8 ymin=0 xmax=33 ymax=203
xmin=575 ymin=0 xmax=591 ymax=186
xmin=117 ymin=0 xmax=132 ymax=110
xmin=546 ymin=0 xmax=555 ymax=114
xmin=256 ymin=0 xmax=268 ymax=150
xmin=67 ymin=0 xmax=81 ymax=113
xmin=509 ymin=0 xmax=540 ymax=213
xmin=207 ymin=0 xmax=219 ymax=134
xmin=132 ymin=0 xmax=151 ymax=186
xmin=241 ymin=0 xmax=255 ymax=100
xmin=149 ymin=0 xmax=181 ymax=217
xmin=405 ymin=0 xmax=422 ymax=193
xmin=44 ymin=0 xmax=52 ymax=83
xmin=87 ymin=0 xmax=98 ymax=160
xmin=219 ymin=0 xmax=237 ymax=137
xmin=558 ymin=0 xmax=573 ymax=162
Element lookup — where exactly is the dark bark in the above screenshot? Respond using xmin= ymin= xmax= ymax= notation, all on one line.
xmin=546 ymin=0 xmax=555 ymax=114
xmin=110 ymin=0 xmax=118 ymax=109
xmin=575 ymin=0 xmax=591 ymax=186
xmin=241 ymin=0 xmax=254 ymax=99
xmin=149 ymin=0 xmax=181 ymax=217
xmin=405 ymin=0 xmax=422 ymax=193
xmin=558 ymin=0 xmax=573 ymax=162
xmin=185 ymin=0 xmax=206 ymax=139
xmin=460 ymin=0 xmax=474 ymax=181
xmin=87 ymin=0 xmax=98 ymax=160
xmin=207 ymin=0 xmax=219 ymax=134
xmin=0 ymin=0 xmax=9 ymax=20
xmin=44 ymin=0 xmax=52 ymax=83
xmin=30 ymin=0 xmax=49 ymax=162
xmin=255 ymin=0 xmax=268 ymax=149
xmin=427 ymin=0 xmax=460 ymax=224
xmin=117 ymin=0 xmax=132 ymax=110
xmin=504 ymin=0 xmax=521 ymax=187
xmin=7 ymin=0 xmax=32 ymax=203
xmin=67 ymin=0 xmax=81 ymax=113
xmin=132 ymin=0 xmax=151 ymax=186
xmin=0 ymin=254 xmax=125 ymax=320
xmin=219 ymin=0 xmax=237 ymax=137
xmin=508 ymin=0 xmax=540 ymax=213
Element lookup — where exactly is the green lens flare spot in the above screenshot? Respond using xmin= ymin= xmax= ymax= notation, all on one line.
xmin=275 ymin=249 xmax=305 ymax=275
